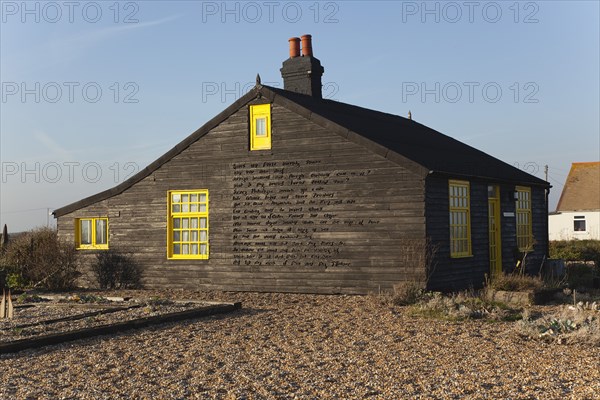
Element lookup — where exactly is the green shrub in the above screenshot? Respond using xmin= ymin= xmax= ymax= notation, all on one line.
xmin=6 ymin=273 xmax=27 ymax=289
xmin=550 ymin=240 xmax=600 ymax=267
xmin=0 ymin=227 xmax=79 ymax=290
xmin=91 ymin=249 xmax=142 ymax=289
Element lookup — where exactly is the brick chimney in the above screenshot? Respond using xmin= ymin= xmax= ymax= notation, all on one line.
xmin=280 ymin=34 xmax=324 ymax=98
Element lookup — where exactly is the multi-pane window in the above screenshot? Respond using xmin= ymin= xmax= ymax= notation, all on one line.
xmin=515 ymin=186 xmax=533 ymax=251
xmin=449 ymin=180 xmax=472 ymax=258
xmin=75 ymin=218 xmax=108 ymax=249
xmin=167 ymin=190 xmax=209 ymax=259
xmin=574 ymin=216 xmax=586 ymax=232
xmin=250 ymin=104 xmax=271 ymax=150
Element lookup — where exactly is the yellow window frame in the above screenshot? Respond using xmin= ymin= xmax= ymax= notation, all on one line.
xmin=75 ymin=217 xmax=109 ymax=250
xmin=167 ymin=190 xmax=209 ymax=259
xmin=250 ymin=103 xmax=271 ymax=150
xmin=449 ymin=180 xmax=472 ymax=258
xmin=515 ymin=186 xmax=533 ymax=251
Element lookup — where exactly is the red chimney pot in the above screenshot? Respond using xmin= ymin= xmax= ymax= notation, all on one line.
xmin=301 ymin=34 xmax=313 ymax=57
xmin=288 ymin=37 xmax=301 ymax=58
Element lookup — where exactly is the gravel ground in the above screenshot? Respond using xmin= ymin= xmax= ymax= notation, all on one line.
xmin=0 ymin=290 xmax=599 ymax=399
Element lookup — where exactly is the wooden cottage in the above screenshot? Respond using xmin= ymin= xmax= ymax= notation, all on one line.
xmin=54 ymin=35 xmax=550 ymax=293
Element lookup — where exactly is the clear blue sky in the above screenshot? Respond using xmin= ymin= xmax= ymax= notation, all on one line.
xmin=1 ymin=0 xmax=599 ymax=232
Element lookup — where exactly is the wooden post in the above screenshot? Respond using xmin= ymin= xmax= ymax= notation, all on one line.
xmin=0 ymin=289 xmax=12 ymax=319
xmin=0 ymin=224 xmax=7 ymax=256
xmin=7 ymin=289 xmax=13 ymax=319
xmin=1 ymin=224 xmax=7 ymax=246
xmin=1 ymin=289 xmax=5 ymax=319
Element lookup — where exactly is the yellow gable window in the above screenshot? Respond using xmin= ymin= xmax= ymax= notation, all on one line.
xmin=250 ymin=104 xmax=271 ymax=150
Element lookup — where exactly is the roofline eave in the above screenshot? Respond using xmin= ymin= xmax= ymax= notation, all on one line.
xmin=427 ymin=170 xmax=551 ymax=188
xmin=266 ymin=87 xmax=429 ymax=179
xmin=53 ymin=85 xmax=265 ymax=217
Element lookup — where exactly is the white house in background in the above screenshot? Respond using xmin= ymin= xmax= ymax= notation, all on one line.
xmin=549 ymin=162 xmax=600 ymax=241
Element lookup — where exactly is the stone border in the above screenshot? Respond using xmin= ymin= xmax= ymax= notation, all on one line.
xmin=486 ymin=290 xmax=533 ymax=306
xmin=0 ymin=302 xmax=241 ymax=354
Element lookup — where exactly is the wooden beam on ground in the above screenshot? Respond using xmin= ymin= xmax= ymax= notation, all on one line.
xmin=0 ymin=302 xmax=241 ymax=354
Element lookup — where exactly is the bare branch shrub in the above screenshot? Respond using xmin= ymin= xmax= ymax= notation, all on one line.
xmin=0 ymin=227 xmax=79 ymax=290
xmin=91 ymin=249 xmax=142 ymax=289
xmin=391 ymin=237 xmax=438 ymax=305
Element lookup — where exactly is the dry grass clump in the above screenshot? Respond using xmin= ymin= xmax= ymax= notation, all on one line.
xmin=374 ymin=280 xmax=521 ymax=322
xmin=391 ymin=281 xmax=426 ymax=306
xmin=486 ymin=272 xmax=545 ymax=292
xmin=408 ymin=291 xmax=519 ymax=321
xmin=517 ymin=302 xmax=600 ymax=346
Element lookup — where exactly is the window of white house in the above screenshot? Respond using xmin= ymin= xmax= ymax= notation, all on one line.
xmin=574 ymin=216 xmax=586 ymax=232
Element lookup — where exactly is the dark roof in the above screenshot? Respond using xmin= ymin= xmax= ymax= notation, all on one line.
xmin=53 ymin=84 xmax=548 ymax=217
xmin=267 ymin=86 xmax=548 ymax=186
xmin=556 ymin=162 xmax=600 ymax=211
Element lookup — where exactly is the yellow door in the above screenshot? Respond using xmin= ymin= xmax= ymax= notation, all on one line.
xmin=488 ymin=186 xmax=502 ymax=276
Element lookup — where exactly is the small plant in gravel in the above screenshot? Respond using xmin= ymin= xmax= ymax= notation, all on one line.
xmin=58 ymin=293 xmax=111 ymax=303
xmin=77 ymin=294 xmax=109 ymax=303
xmin=517 ymin=303 xmax=600 ymax=346
xmin=141 ymin=297 xmax=176 ymax=312
xmin=16 ymin=293 xmax=46 ymax=304
xmin=146 ymin=297 xmax=175 ymax=306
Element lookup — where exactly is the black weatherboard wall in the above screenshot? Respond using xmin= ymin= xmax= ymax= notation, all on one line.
xmin=426 ymin=178 xmax=548 ymax=291
xmin=56 ymin=100 xmax=429 ymax=293
xmin=54 ymin=35 xmax=549 ymax=294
